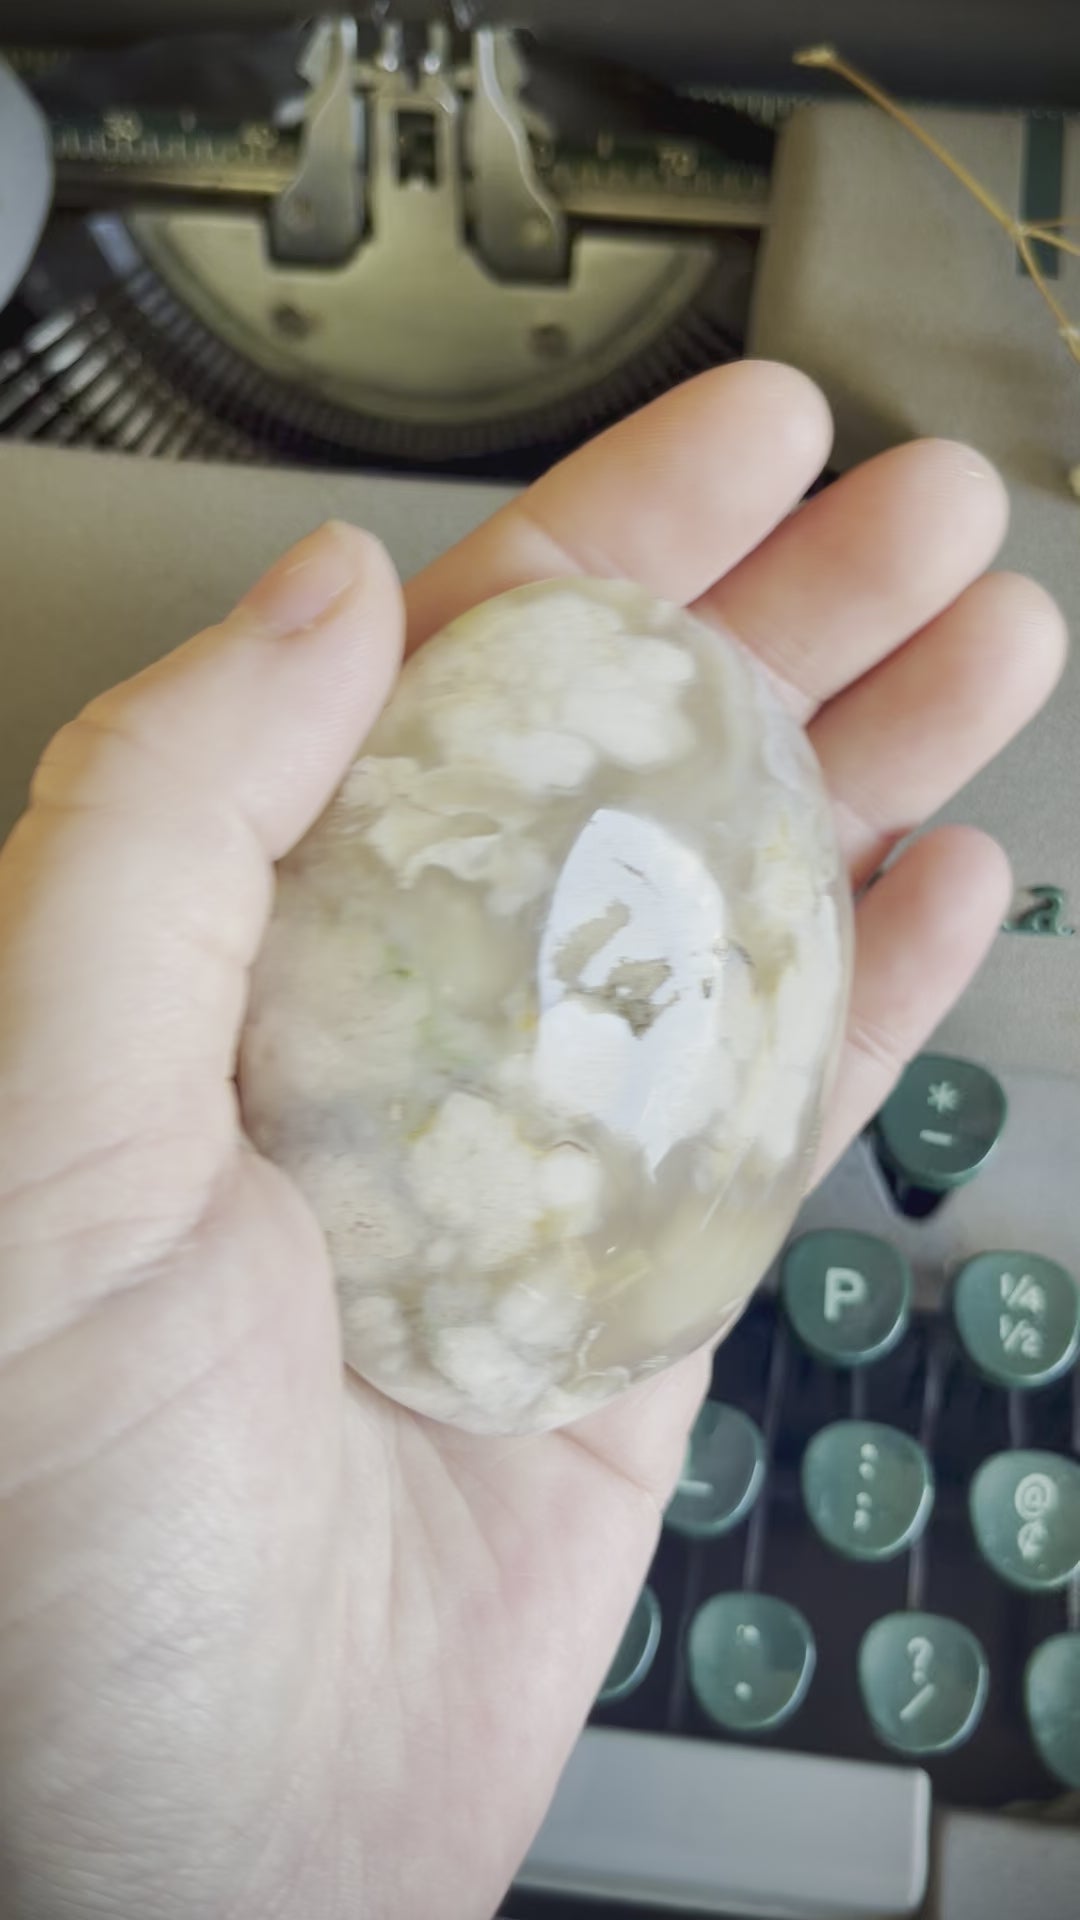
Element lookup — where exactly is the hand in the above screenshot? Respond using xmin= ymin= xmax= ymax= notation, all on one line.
xmin=0 ymin=364 xmax=1064 ymax=1920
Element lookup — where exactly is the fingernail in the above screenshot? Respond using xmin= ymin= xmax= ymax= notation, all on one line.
xmin=237 ymin=521 xmax=361 ymax=636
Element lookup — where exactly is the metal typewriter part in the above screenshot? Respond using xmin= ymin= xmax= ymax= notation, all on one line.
xmin=0 ymin=22 xmax=769 ymax=466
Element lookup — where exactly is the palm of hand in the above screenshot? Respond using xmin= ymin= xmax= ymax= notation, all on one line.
xmin=0 ymin=366 xmax=1064 ymax=1920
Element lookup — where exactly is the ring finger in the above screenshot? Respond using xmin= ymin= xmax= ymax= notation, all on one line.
xmin=811 ymin=569 xmax=1067 ymax=888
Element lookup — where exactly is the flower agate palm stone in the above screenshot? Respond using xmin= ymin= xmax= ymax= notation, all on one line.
xmin=240 ymin=579 xmax=851 ymax=1434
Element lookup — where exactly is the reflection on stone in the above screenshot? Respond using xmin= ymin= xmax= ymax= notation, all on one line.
xmin=240 ymin=579 xmax=851 ymax=1433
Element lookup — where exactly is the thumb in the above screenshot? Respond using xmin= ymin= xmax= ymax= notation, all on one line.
xmin=0 ymin=521 xmax=403 ymax=1184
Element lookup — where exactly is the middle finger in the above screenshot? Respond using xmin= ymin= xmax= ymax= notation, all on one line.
xmin=405 ymin=360 xmax=832 ymax=649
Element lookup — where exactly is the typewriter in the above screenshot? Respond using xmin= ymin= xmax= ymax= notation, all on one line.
xmin=1 ymin=6 xmax=1078 ymax=1915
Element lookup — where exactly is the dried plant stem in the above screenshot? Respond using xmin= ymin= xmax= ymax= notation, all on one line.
xmin=794 ymin=45 xmax=1080 ymax=369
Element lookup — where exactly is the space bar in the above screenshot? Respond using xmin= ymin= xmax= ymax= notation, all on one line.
xmin=516 ymin=1727 xmax=931 ymax=1917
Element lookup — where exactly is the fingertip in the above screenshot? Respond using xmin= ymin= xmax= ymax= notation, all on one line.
xmin=236 ymin=520 xmax=403 ymax=650
xmin=814 ymin=824 xmax=1013 ymax=1179
xmin=908 ymin=437 xmax=1010 ymax=542
xmin=657 ymin=359 xmax=834 ymax=482
xmin=327 ymin=522 xmax=407 ymax=690
xmin=733 ymin=358 xmax=835 ymax=459
xmin=924 ymin=823 xmax=1014 ymax=913
xmin=315 ymin=523 xmax=407 ymax=694
xmin=324 ymin=520 xmax=402 ymax=602
xmin=882 ymin=827 xmax=1013 ymax=993
xmin=855 ymin=826 xmax=1013 ymax=1034
xmin=919 ymin=437 xmax=1002 ymax=486
xmin=63 ymin=518 xmax=407 ymax=865
xmin=981 ymin=568 xmax=1069 ymax=694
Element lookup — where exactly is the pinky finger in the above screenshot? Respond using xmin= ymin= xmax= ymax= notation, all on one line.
xmin=814 ymin=826 xmax=1012 ymax=1179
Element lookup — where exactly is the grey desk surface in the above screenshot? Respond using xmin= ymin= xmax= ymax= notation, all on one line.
xmin=751 ymin=101 xmax=1080 ymax=1084
xmin=0 ymin=448 xmax=513 ymax=854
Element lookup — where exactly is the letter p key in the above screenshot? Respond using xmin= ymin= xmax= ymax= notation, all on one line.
xmin=824 ymin=1266 xmax=868 ymax=1323
xmin=782 ymin=1231 xmax=912 ymax=1366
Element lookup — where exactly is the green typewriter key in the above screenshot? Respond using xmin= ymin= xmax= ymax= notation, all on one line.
xmin=1025 ymin=1635 xmax=1080 ymax=1789
xmin=688 ymin=1592 xmax=816 ymax=1734
xmin=597 ymin=1586 xmax=661 ymax=1705
xmin=858 ymin=1612 xmax=989 ymax=1757
xmin=875 ymin=1053 xmax=1006 ymax=1193
xmin=954 ymin=1252 xmax=1080 ymax=1390
xmin=782 ymin=1230 xmax=912 ymax=1367
xmin=802 ymin=1421 xmax=934 ymax=1562
xmin=665 ymin=1401 xmax=766 ymax=1540
xmin=970 ymin=1451 xmax=1080 ymax=1592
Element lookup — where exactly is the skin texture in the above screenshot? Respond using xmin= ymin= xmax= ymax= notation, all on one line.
xmin=0 ymin=362 xmax=1067 ymax=1920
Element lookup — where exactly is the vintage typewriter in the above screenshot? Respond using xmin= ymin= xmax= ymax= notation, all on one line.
xmin=1 ymin=6 xmax=1078 ymax=1915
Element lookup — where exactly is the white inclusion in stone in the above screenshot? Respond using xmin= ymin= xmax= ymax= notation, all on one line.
xmin=407 ymin=1091 xmax=546 ymax=1271
xmin=534 ymin=808 xmax=729 ymax=1171
xmin=431 ymin=1324 xmax=556 ymax=1419
xmin=489 ymin=728 xmax=598 ymax=795
xmin=419 ymin=595 xmax=696 ymax=793
xmin=406 ymin=1090 xmax=601 ymax=1272
xmin=558 ymin=640 xmax=695 ymax=768
xmin=494 ymin=1264 xmax=589 ymax=1355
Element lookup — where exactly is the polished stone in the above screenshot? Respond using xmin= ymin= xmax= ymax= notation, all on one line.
xmin=240 ymin=579 xmax=851 ymax=1432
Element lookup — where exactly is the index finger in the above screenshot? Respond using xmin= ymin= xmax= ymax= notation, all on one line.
xmin=404 ymin=360 xmax=832 ymax=647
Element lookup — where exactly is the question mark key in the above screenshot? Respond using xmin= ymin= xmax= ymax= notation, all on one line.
xmin=859 ymin=1613 xmax=989 ymax=1756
